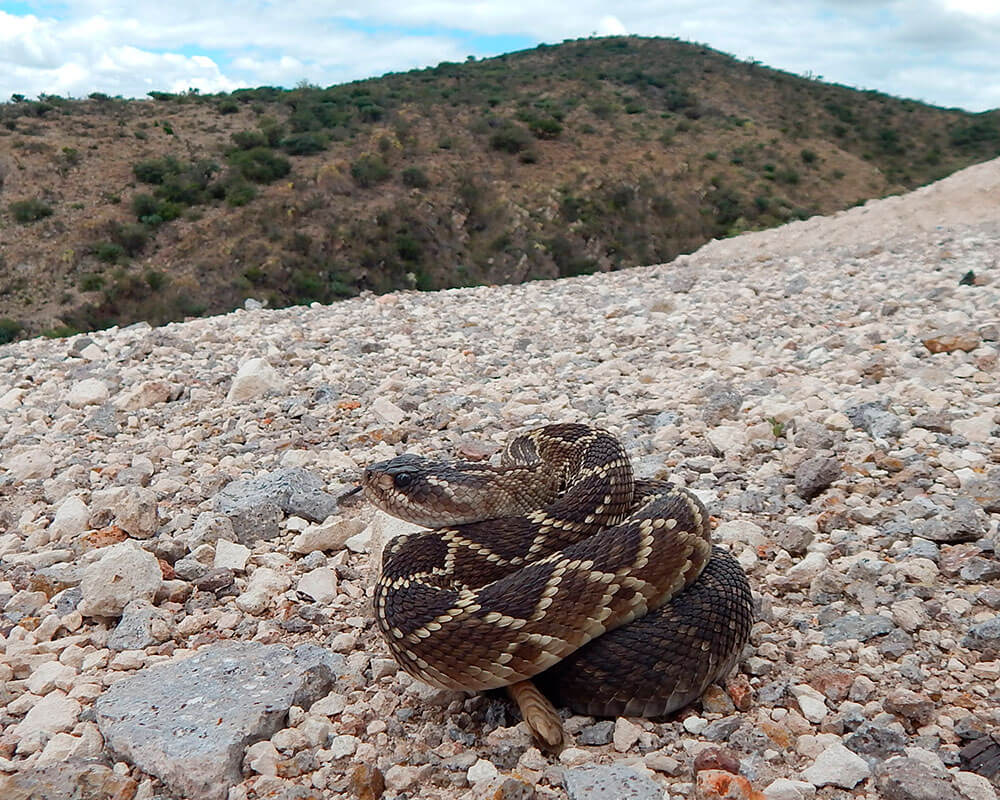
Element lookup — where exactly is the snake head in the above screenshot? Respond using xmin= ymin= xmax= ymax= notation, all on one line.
xmin=362 ymin=454 xmax=453 ymax=526
xmin=363 ymin=454 xmax=427 ymax=494
xmin=362 ymin=453 xmax=507 ymax=527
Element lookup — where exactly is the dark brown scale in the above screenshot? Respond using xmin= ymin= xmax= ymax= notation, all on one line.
xmin=536 ymin=547 xmax=754 ymax=717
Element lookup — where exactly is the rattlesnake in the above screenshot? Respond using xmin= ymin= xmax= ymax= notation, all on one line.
xmin=362 ymin=423 xmax=754 ymax=734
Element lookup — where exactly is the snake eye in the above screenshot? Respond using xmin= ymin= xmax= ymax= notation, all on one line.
xmin=393 ymin=472 xmax=414 ymax=489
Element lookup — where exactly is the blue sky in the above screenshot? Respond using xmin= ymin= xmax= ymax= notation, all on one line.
xmin=1 ymin=1 xmax=999 ymax=111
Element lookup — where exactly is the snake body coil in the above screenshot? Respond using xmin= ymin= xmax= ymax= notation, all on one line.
xmin=363 ymin=423 xmax=754 ymax=717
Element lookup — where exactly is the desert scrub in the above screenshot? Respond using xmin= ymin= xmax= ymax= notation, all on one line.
xmin=227 ymin=147 xmax=291 ymax=183
xmin=528 ymin=117 xmax=563 ymax=139
xmin=489 ymin=121 xmax=532 ymax=154
xmin=0 ymin=317 xmax=23 ymax=344
xmin=281 ymin=132 xmax=328 ymax=155
xmin=401 ymin=166 xmax=430 ymax=189
xmin=93 ymin=243 xmax=126 ymax=264
xmin=224 ymin=180 xmax=257 ymax=207
xmin=350 ymin=154 xmax=391 ymax=188
xmin=9 ymin=198 xmax=53 ymax=223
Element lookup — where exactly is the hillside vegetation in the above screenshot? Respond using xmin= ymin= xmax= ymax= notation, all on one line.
xmin=1 ymin=35 xmax=999 ymax=339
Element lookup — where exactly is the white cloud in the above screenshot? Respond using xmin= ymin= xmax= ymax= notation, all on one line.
xmin=596 ymin=16 xmax=628 ymax=36
xmin=0 ymin=2 xmax=998 ymax=110
xmin=942 ymin=0 xmax=1000 ymax=17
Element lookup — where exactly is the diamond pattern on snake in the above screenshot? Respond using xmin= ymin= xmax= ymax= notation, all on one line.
xmin=362 ymin=423 xmax=754 ymax=742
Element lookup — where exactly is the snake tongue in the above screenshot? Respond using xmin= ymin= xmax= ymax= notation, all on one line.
xmin=337 ymin=484 xmax=363 ymax=501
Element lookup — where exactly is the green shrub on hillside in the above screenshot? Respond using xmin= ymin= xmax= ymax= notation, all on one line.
xmin=350 ymin=154 xmax=391 ymax=187
xmin=949 ymin=119 xmax=1000 ymax=150
xmin=258 ymin=117 xmax=285 ymax=146
xmin=109 ymin=222 xmax=149 ymax=256
xmin=489 ymin=122 xmax=532 ymax=153
xmin=145 ymin=270 xmax=168 ymax=290
xmin=134 ymin=157 xmax=179 ymax=184
xmin=0 ymin=317 xmax=23 ymax=344
xmin=94 ymin=242 xmax=126 ymax=264
xmin=227 ymin=147 xmax=291 ymax=183
xmin=80 ymin=274 xmax=105 ymax=291
xmin=231 ymin=130 xmax=269 ymax=150
xmin=528 ymin=117 xmax=563 ymax=139
xmin=10 ymin=198 xmax=53 ymax=223
xmin=225 ymin=180 xmax=257 ymax=206
xmin=132 ymin=193 xmax=181 ymax=225
xmin=281 ymin=132 xmax=328 ymax=155
xmin=401 ymin=166 xmax=430 ymax=188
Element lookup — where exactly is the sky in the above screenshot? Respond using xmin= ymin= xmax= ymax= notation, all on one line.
xmin=1 ymin=1 xmax=999 ymax=112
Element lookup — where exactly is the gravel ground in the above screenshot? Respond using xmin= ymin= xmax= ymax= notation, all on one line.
xmin=1 ymin=158 xmax=999 ymax=800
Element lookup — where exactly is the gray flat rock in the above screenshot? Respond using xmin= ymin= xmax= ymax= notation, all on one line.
xmin=563 ymin=764 xmax=662 ymax=800
xmin=823 ymin=613 xmax=895 ymax=644
xmin=846 ymin=401 xmax=904 ymax=439
xmin=214 ymin=468 xmax=339 ymax=542
xmin=95 ymin=641 xmax=342 ymax=800
xmin=107 ymin=600 xmax=161 ymax=651
xmin=963 ymin=615 xmax=1000 ymax=656
xmin=875 ymin=756 xmax=962 ymax=800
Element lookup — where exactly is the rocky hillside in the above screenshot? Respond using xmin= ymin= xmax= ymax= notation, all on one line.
xmin=0 ymin=158 xmax=998 ymax=800
xmin=1 ymin=35 xmax=999 ymax=339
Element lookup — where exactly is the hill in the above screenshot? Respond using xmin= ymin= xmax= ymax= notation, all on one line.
xmin=1 ymin=35 xmax=999 ymax=339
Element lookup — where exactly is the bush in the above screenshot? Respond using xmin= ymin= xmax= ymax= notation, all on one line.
xmin=10 ymin=198 xmax=53 ymax=223
xmin=154 ymin=159 xmax=218 ymax=205
xmin=225 ymin=180 xmax=257 ymax=207
xmin=357 ymin=103 xmax=384 ymax=123
xmin=281 ymin=132 xmax=328 ymax=155
xmin=528 ymin=117 xmax=563 ymax=139
xmin=80 ymin=274 xmax=105 ymax=291
xmin=350 ymin=154 xmax=391 ymax=188
xmin=228 ymin=147 xmax=291 ymax=183
xmin=651 ymin=194 xmax=676 ymax=217
xmin=800 ymin=148 xmax=818 ymax=164
xmin=134 ymin=157 xmax=179 ymax=185
xmin=395 ymin=234 xmax=422 ymax=262
xmin=258 ymin=117 xmax=285 ymax=147
xmin=949 ymin=119 xmax=1000 ymax=149
xmin=109 ymin=223 xmax=149 ymax=256
xmin=94 ymin=242 xmax=126 ymax=263
xmin=776 ymin=168 xmax=800 ymax=185
xmin=145 ymin=270 xmax=167 ymax=290
xmin=231 ymin=130 xmax=269 ymax=150
xmin=489 ymin=122 xmax=532 ymax=154
xmin=401 ymin=166 xmax=430 ymax=189
xmin=218 ymin=99 xmax=239 ymax=115
xmin=132 ymin=193 xmax=160 ymax=219
xmin=0 ymin=317 xmax=23 ymax=344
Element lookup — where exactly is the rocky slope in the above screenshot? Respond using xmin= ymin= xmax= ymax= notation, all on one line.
xmin=0 ymin=158 xmax=999 ymax=800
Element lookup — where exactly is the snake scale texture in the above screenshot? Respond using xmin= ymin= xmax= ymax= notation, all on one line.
xmin=362 ymin=423 xmax=754 ymax=718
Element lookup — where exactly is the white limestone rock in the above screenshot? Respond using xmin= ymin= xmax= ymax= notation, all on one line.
xmin=78 ymin=542 xmax=163 ymax=617
xmin=227 ymin=358 xmax=286 ymax=402
xmin=801 ymin=742 xmax=871 ymax=789
xmin=67 ymin=378 xmax=110 ymax=408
